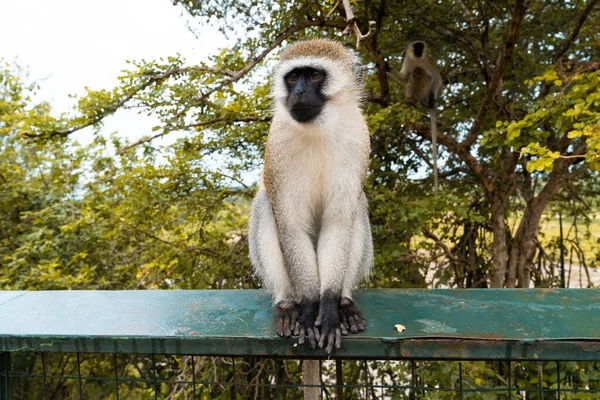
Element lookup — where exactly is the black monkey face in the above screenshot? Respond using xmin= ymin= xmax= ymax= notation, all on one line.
xmin=284 ymin=67 xmax=327 ymax=123
xmin=412 ymin=42 xmax=425 ymax=58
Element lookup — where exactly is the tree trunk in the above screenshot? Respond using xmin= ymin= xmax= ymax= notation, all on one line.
xmin=506 ymin=206 xmax=543 ymax=288
xmin=506 ymin=169 xmax=567 ymax=288
xmin=489 ymin=196 xmax=508 ymax=288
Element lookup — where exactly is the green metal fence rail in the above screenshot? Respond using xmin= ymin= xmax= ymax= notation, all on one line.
xmin=1 ymin=289 xmax=600 ymax=399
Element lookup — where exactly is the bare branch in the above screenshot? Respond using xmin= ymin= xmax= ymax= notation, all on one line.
xmin=325 ymin=0 xmax=341 ymax=18
xmin=412 ymin=123 xmax=493 ymax=192
xmin=422 ymin=228 xmax=461 ymax=265
xmin=340 ymin=0 xmax=388 ymax=105
xmin=553 ymin=0 xmax=600 ymax=62
xmin=405 ymin=137 xmax=434 ymax=170
xmin=340 ymin=0 xmax=376 ymax=49
xmin=187 ymin=20 xmax=345 ymax=108
xmin=462 ymin=0 xmax=528 ymax=149
xmin=118 ymin=116 xmax=269 ymax=154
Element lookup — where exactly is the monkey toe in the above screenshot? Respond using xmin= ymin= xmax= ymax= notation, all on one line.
xmin=298 ymin=326 xmax=317 ymax=349
xmin=340 ymin=297 xmax=366 ymax=334
xmin=340 ymin=322 xmax=348 ymax=336
xmin=296 ymin=298 xmax=319 ymax=348
xmin=317 ymin=323 xmax=343 ymax=354
xmin=274 ymin=300 xmax=298 ymax=338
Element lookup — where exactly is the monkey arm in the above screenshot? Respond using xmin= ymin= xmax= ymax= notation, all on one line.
xmin=389 ymin=64 xmax=410 ymax=83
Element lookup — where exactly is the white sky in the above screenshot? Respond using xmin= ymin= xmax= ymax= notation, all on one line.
xmin=0 ymin=0 xmax=229 ymax=145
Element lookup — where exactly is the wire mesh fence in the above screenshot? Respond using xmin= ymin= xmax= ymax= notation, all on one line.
xmin=3 ymin=351 xmax=600 ymax=399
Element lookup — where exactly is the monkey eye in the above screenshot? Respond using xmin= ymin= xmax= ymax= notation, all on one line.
xmin=287 ymin=72 xmax=299 ymax=83
xmin=310 ymin=70 xmax=324 ymax=82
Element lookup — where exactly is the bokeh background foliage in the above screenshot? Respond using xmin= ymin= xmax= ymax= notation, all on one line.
xmin=1 ymin=0 xmax=600 ymax=398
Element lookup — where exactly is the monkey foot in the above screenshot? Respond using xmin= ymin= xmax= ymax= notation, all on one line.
xmin=295 ymin=298 xmax=319 ymax=349
xmin=274 ymin=300 xmax=298 ymax=338
xmin=314 ymin=291 xmax=343 ymax=354
xmin=339 ymin=297 xmax=366 ymax=333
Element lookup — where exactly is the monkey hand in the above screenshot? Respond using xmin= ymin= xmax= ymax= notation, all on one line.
xmin=339 ymin=297 xmax=366 ymax=333
xmin=314 ymin=296 xmax=343 ymax=354
xmin=274 ymin=300 xmax=298 ymax=338
xmin=295 ymin=299 xmax=319 ymax=349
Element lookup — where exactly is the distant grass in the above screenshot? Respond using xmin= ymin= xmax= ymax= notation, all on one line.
xmin=539 ymin=212 xmax=600 ymax=260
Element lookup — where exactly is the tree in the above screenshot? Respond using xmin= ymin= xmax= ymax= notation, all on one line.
xmin=3 ymin=1 xmax=600 ymax=397
xmin=8 ymin=5 xmax=600 ymax=282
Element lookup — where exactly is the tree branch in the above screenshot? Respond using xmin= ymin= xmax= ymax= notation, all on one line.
xmin=28 ymin=20 xmax=345 ymax=140
xmin=118 ymin=116 xmax=269 ymax=154
xmin=187 ymin=20 xmax=346 ymax=108
xmin=553 ymin=0 xmax=600 ymax=62
xmin=340 ymin=0 xmax=388 ymax=105
xmin=24 ymin=67 xmax=192 ymax=139
xmin=412 ymin=123 xmax=493 ymax=192
xmin=422 ymin=228 xmax=461 ymax=265
xmin=462 ymin=0 xmax=528 ymax=149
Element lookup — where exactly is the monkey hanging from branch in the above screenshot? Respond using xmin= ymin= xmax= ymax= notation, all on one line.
xmin=390 ymin=40 xmax=443 ymax=195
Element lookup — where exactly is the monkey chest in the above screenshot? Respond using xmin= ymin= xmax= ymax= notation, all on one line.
xmin=278 ymin=146 xmax=360 ymax=210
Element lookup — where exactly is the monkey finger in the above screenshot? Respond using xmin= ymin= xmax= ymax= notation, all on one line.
xmin=314 ymin=326 xmax=321 ymax=343
xmin=298 ymin=328 xmax=306 ymax=345
xmin=276 ymin=318 xmax=284 ymax=336
xmin=317 ymin=328 xmax=327 ymax=349
xmin=307 ymin=328 xmax=317 ymax=349
xmin=283 ymin=317 xmax=291 ymax=337
xmin=348 ymin=316 xmax=358 ymax=333
xmin=293 ymin=322 xmax=300 ymax=336
xmin=355 ymin=313 xmax=366 ymax=326
xmin=335 ymin=328 xmax=342 ymax=350
xmin=325 ymin=332 xmax=336 ymax=354
xmin=291 ymin=313 xmax=297 ymax=330
xmin=314 ymin=315 xmax=322 ymax=327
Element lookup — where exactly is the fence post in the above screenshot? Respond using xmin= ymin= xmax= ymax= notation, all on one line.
xmin=335 ymin=360 xmax=343 ymax=399
xmin=0 ymin=353 xmax=11 ymax=400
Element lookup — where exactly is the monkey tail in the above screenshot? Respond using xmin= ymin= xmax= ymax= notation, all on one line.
xmin=303 ymin=359 xmax=320 ymax=399
xmin=430 ymin=109 xmax=438 ymax=196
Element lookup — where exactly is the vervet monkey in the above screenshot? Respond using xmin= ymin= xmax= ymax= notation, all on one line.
xmin=393 ymin=40 xmax=443 ymax=195
xmin=248 ymin=38 xmax=373 ymax=399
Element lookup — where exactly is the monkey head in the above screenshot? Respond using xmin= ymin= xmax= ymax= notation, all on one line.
xmin=283 ymin=67 xmax=328 ymax=123
xmin=412 ymin=41 xmax=425 ymax=58
xmin=272 ymin=39 xmax=363 ymax=125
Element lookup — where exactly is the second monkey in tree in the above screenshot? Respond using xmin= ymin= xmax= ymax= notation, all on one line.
xmin=393 ymin=40 xmax=443 ymax=195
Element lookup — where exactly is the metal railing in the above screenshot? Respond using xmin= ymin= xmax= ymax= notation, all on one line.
xmin=2 ymin=289 xmax=600 ymax=399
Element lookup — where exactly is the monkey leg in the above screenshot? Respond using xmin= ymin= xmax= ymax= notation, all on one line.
xmin=248 ymin=188 xmax=297 ymax=337
xmin=314 ymin=196 xmax=362 ymax=353
xmin=281 ymin=229 xmax=319 ymax=348
xmin=340 ymin=193 xmax=372 ymax=334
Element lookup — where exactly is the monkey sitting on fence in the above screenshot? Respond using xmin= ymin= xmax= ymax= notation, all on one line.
xmin=248 ymin=38 xmax=373 ymax=399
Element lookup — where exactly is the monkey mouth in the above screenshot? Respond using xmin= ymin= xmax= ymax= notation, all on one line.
xmin=290 ymin=105 xmax=322 ymax=123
